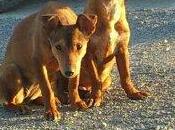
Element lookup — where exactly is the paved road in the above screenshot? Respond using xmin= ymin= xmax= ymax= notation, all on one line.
xmin=0 ymin=1 xmax=175 ymax=129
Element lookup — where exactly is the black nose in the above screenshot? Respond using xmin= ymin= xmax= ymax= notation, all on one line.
xmin=65 ymin=71 xmax=74 ymax=77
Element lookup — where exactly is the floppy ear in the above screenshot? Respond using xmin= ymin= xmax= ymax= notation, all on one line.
xmin=76 ymin=14 xmax=97 ymax=36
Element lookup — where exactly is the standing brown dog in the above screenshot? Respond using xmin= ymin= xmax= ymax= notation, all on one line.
xmin=0 ymin=1 xmax=97 ymax=120
xmin=77 ymin=0 xmax=149 ymax=106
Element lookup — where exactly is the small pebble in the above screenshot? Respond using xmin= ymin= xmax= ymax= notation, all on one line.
xmin=102 ymin=122 xmax=107 ymax=127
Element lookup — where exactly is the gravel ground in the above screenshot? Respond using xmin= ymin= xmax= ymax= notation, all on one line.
xmin=0 ymin=1 xmax=175 ymax=130
xmin=0 ymin=0 xmax=23 ymax=12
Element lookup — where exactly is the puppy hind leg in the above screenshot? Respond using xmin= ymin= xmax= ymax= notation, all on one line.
xmin=1 ymin=64 xmax=29 ymax=113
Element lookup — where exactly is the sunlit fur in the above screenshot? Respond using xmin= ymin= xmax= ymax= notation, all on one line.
xmin=0 ymin=1 xmax=97 ymax=120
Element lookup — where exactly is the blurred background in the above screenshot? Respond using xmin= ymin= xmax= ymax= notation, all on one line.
xmin=1 ymin=0 xmax=175 ymax=12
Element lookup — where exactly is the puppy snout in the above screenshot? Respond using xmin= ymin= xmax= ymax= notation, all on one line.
xmin=65 ymin=71 xmax=74 ymax=77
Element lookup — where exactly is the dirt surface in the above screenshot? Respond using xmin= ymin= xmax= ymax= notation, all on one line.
xmin=0 ymin=0 xmax=175 ymax=130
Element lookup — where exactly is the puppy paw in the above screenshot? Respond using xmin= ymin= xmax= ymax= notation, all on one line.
xmin=71 ymin=100 xmax=88 ymax=110
xmin=3 ymin=102 xmax=31 ymax=114
xmin=127 ymin=91 xmax=149 ymax=100
xmin=88 ymin=90 xmax=103 ymax=107
xmin=45 ymin=108 xmax=61 ymax=121
xmin=88 ymin=97 xmax=102 ymax=107
xmin=122 ymin=82 xmax=149 ymax=100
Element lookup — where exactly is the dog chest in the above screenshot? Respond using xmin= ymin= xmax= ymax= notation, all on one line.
xmin=92 ymin=29 xmax=119 ymax=64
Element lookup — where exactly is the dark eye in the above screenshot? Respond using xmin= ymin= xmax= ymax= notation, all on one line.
xmin=77 ymin=44 xmax=82 ymax=50
xmin=56 ymin=45 xmax=62 ymax=51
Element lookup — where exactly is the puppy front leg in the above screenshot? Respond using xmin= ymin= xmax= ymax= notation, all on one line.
xmin=115 ymin=3 xmax=149 ymax=100
xmin=84 ymin=55 xmax=102 ymax=107
xmin=68 ymin=75 xmax=88 ymax=109
xmin=33 ymin=60 xmax=60 ymax=121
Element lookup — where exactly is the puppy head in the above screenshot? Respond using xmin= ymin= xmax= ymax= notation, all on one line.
xmin=42 ymin=13 xmax=97 ymax=78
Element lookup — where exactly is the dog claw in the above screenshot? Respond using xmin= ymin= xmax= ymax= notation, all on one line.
xmin=88 ymin=90 xmax=103 ymax=107
xmin=93 ymin=99 xmax=101 ymax=107
xmin=88 ymin=97 xmax=102 ymax=107
xmin=127 ymin=91 xmax=149 ymax=100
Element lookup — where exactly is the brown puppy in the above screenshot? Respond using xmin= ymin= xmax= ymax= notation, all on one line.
xmin=0 ymin=1 xmax=97 ymax=120
xmin=79 ymin=0 xmax=149 ymax=106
